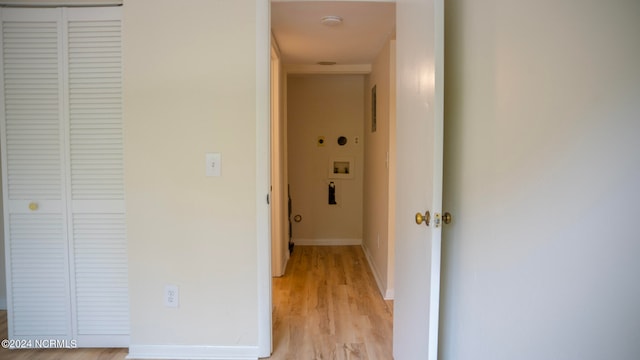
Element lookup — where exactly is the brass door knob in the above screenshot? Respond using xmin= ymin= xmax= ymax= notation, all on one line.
xmin=415 ymin=211 xmax=430 ymax=226
xmin=29 ymin=202 xmax=39 ymax=211
xmin=443 ymin=212 xmax=452 ymax=224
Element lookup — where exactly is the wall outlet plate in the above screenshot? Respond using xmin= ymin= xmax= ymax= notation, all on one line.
xmin=164 ymin=285 xmax=179 ymax=308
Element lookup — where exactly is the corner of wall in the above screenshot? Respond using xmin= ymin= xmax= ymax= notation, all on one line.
xmin=386 ymin=38 xmax=397 ymax=300
xmin=361 ymin=243 xmax=393 ymax=300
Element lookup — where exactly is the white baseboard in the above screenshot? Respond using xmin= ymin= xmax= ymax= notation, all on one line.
xmin=293 ymin=238 xmax=362 ymax=246
xmin=77 ymin=335 xmax=129 ymax=348
xmin=384 ymin=288 xmax=394 ymax=299
xmin=0 ymin=297 xmax=6 ymax=310
xmin=361 ymin=244 xmax=394 ymax=300
xmin=127 ymin=345 xmax=258 ymax=360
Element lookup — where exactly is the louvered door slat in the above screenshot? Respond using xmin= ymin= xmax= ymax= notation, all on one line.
xmin=68 ymin=19 xmax=123 ymax=201
xmin=73 ymin=213 xmax=128 ymax=335
xmin=2 ymin=19 xmax=62 ymax=201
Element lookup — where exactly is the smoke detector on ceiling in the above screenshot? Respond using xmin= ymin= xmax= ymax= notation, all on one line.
xmin=321 ymin=15 xmax=343 ymax=26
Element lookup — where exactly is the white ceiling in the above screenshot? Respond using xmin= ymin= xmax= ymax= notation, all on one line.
xmin=271 ymin=1 xmax=396 ymax=65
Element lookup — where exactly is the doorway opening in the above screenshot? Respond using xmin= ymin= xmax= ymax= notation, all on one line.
xmin=269 ymin=1 xmax=397 ymax=357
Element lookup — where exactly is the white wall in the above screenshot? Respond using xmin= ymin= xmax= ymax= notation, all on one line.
xmin=287 ymin=75 xmax=364 ymax=245
xmin=363 ymin=38 xmax=395 ymax=299
xmin=123 ymin=0 xmax=260 ymax=355
xmin=441 ymin=1 xmax=640 ymax=359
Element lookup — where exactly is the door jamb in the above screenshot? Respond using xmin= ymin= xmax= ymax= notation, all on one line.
xmin=257 ymin=0 xmax=272 ymax=357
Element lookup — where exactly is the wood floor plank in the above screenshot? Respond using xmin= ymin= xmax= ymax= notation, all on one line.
xmin=336 ymin=342 xmax=368 ymax=360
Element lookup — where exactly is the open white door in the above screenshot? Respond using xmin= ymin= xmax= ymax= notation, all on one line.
xmin=393 ymin=0 xmax=444 ymax=359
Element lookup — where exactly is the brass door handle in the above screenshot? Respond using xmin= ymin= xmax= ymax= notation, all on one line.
xmin=443 ymin=212 xmax=452 ymax=225
xmin=415 ymin=211 xmax=430 ymax=226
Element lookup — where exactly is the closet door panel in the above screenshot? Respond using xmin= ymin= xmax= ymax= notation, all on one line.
xmin=72 ymin=213 xmax=127 ymax=336
xmin=1 ymin=8 xmax=72 ymax=339
xmin=65 ymin=7 xmax=128 ymax=345
xmin=8 ymin=213 xmax=69 ymax=336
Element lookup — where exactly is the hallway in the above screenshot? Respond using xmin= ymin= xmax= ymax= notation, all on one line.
xmin=270 ymin=246 xmax=393 ymax=359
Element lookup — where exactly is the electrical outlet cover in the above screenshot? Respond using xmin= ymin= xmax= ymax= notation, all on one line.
xmin=164 ymin=285 xmax=179 ymax=308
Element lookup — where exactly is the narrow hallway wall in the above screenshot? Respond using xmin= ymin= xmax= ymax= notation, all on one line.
xmin=288 ymin=75 xmax=364 ymax=245
xmin=363 ymin=38 xmax=395 ymax=299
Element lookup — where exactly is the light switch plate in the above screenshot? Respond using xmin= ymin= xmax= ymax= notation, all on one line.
xmin=206 ymin=153 xmax=221 ymax=177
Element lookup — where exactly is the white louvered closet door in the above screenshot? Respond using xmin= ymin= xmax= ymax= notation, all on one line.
xmin=0 ymin=7 xmax=127 ymax=347
xmin=0 ymin=8 xmax=73 ymax=341
xmin=65 ymin=7 xmax=128 ymax=347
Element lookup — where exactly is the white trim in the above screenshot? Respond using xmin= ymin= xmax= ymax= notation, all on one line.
xmin=272 ymin=0 xmax=394 ymax=2
xmin=76 ymin=335 xmax=128 ymax=348
xmin=270 ymin=31 xmax=286 ymax=279
xmin=293 ymin=238 xmax=362 ymax=246
xmin=0 ymin=0 xmax=122 ymax=7
xmin=361 ymin=244 xmax=394 ymax=300
xmin=385 ymin=288 xmax=394 ymax=299
xmin=256 ymin=0 xmax=272 ymax=357
xmin=0 ymin=1 xmax=122 ymax=6
xmin=270 ymin=32 xmax=282 ymax=58
xmin=0 ymin=6 xmax=9 ymax=326
xmin=127 ymin=345 xmax=258 ymax=360
xmin=285 ymin=64 xmax=372 ymax=75
xmin=428 ymin=2 xmax=444 ymax=360
xmin=0 ymin=298 xmax=6 ymax=310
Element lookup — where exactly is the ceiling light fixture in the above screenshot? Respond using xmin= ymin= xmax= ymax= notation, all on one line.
xmin=321 ymin=15 xmax=343 ymax=26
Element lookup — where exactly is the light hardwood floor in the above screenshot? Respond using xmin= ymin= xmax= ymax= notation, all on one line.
xmin=0 ymin=245 xmax=392 ymax=360
xmin=269 ymin=245 xmax=393 ymax=360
